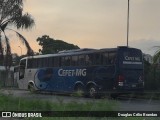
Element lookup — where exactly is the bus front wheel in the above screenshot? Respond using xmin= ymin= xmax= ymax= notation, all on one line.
xmin=28 ymin=83 xmax=35 ymax=93
xmin=74 ymin=85 xmax=85 ymax=97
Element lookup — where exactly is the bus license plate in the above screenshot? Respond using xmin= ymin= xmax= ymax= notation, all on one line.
xmin=132 ymin=84 xmax=136 ymax=87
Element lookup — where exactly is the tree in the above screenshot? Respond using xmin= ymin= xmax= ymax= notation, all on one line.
xmin=152 ymin=46 xmax=160 ymax=90
xmin=37 ymin=35 xmax=80 ymax=54
xmin=153 ymin=46 xmax=160 ymax=63
xmin=0 ymin=0 xmax=35 ymax=69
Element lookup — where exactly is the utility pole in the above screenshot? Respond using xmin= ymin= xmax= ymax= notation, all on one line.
xmin=127 ymin=0 xmax=130 ymax=47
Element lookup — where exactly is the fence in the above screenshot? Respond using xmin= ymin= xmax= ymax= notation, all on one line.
xmin=0 ymin=66 xmax=17 ymax=87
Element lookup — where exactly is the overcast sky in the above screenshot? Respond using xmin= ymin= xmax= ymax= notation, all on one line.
xmin=9 ymin=0 xmax=160 ymax=55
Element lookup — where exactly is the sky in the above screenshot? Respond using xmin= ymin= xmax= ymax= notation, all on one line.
xmin=9 ymin=0 xmax=160 ymax=55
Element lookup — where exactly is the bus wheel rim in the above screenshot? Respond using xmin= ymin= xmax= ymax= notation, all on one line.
xmin=90 ymin=87 xmax=96 ymax=97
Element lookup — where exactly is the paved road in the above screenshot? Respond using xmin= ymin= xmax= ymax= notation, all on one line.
xmin=1 ymin=89 xmax=160 ymax=111
xmin=117 ymin=98 xmax=160 ymax=111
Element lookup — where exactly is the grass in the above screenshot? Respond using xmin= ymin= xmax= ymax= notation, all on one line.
xmin=0 ymin=93 xmax=160 ymax=120
xmin=0 ymin=92 xmax=119 ymax=111
xmin=0 ymin=93 xmax=118 ymax=119
xmin=0 ymin=93 xmax=117 ymax=111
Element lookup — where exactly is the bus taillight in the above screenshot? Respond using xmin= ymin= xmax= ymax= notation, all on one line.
xmin=118 ymin=75 xmax=125 ymax=82
xmin=118 ymin=75 xmax=125 ymax=86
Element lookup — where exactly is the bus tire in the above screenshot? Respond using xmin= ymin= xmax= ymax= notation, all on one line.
xmin=74 ymin=84 xmax=85 ymax=97
xmin=28 ymin=83 xmax=35 ymax=93
xmin=110 ymin=93 xmax=119 ymax=99
xmin=88 ymin=85 xmax=99 ymax=98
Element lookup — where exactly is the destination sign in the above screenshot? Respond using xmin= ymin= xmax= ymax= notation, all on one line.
xmin=124 ymin=56 xmax=141 ymax=61
xmin=123 ymin=61 xmax=142 ymax=65
xmin=123 ymin=56 xmax=142 ymax=65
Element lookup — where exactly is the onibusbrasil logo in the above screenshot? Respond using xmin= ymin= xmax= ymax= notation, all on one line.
xmin=1 ymin=112 xmax=42 ymax=118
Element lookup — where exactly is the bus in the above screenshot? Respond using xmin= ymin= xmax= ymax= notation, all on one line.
xmin=16 ymin=46 xmax=144 ymax=98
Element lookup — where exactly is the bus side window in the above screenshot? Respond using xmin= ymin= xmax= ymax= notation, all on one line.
xmin=19 ymin=59 xmax=26 ymax=79
xmin=86 ymin=54 xmax=93 ymax=66
xmin=33 ymin=59 xmax=38 ymax=68
xmin=48 ymin=57 xmax=54 ymax=67
xmin=94 ymin=53 xmax=101 ymax=65
xmin=27 ymin=59 xmax=33 ymax=68
xmin=108 ymin=52 xmax=116 ymax=64
xmin=60 ymin=57 xmax=65 ymax=67
xmin=54 ymin=57 xmax=59 ymax=67
xmin=102 ymin=52 xmax=109 ymax=65
xmin=78 ymin=55 xmax=85 ymax=66
xmin=42 ymin=58 xmax=48 ymax=68
xmin=71 ymin=56 xmax=78 ymax=66
xmin=37 ymin=58 xmax=42 ymax=68
xmin=64 ymin=56 xmax=71 ymax=66
xmin=38 ymin=58 xmax=47 ymax=68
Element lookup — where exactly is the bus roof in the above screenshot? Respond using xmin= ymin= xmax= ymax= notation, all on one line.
xmin=20 ymin=46 xmax=141 ymax=60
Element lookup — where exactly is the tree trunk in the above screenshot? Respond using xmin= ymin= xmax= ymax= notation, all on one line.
xmin=0 ymin=31 xmax=4 ymax=65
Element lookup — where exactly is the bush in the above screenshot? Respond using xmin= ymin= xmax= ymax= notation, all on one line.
xmin=144 ymin=60 xmax=160 ymax=91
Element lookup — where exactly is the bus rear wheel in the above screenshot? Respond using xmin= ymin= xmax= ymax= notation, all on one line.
xmin=88 ymin=85 xmax=99 ymax=98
